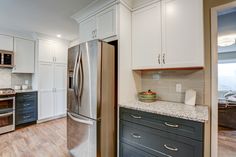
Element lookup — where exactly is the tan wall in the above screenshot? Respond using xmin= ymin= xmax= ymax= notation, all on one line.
xmin=204 ymin=0 xmax=235 ymax=157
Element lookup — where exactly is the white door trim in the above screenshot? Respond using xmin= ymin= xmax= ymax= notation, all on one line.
xmin=211 ymin=1 xmax=236 ymax=157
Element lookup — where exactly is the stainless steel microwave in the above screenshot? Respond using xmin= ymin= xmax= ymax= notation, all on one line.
xmin=0 ymin=50 xmax=14 ymax=68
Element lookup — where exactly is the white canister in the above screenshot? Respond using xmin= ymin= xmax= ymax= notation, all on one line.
xmin=22 ymin=85 xmax=28 ymax=90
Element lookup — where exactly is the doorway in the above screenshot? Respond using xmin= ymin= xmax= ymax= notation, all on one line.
xmin=211 ymin=1 xmax=236 ymax=157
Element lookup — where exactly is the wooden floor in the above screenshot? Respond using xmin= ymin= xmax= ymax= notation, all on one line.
xmin=0 ymin=118 xmax=70 ymax=157
xmin=219 ymin=127 xmax=236 ymax=157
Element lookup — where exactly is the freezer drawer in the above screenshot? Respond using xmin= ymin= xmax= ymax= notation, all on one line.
xmin=67 ymin=112 xmax=99 ymax=157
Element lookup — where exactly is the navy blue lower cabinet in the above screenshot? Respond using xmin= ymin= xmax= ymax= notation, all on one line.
xmin=15 ymin=92 xmax=38 ymax=125
xmin=119 ymin=107 xmax=204 ymax=157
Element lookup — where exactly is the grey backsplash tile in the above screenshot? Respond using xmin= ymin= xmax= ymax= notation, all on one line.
xmin=0 ymin=68 xmax=32 ymax=89
xmin=141 ymin=70 xmax=205 ymax=105
xmin=11 ymin=73 xmax=32 ymax=88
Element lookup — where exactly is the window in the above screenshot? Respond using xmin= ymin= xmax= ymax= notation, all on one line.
xmin=218 ymin=63 xmax=236 ymax=91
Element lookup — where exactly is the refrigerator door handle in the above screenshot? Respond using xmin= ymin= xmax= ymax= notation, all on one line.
xmin=68 ymin=112 xmax=93 ymax=125
xmin=78 ymin=59 xmax=83 ymax=104
xmin=73 ymin=50 xmax=82 ymax=103
xmin=73 ymin=51 xmax=79 ymax=98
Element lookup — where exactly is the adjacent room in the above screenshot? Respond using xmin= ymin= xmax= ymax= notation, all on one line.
xmin=217 ymin=8 xmax=236 ymax=157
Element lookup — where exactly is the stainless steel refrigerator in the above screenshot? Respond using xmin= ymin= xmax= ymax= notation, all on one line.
xmin=67 ymin=40 xmax=116 ymax=157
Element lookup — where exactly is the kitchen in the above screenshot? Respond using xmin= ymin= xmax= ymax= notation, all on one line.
xmin=0 ymin=0 xmax=233 ymax=157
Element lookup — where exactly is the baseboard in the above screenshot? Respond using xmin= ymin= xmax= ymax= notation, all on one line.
xmin=37 ymin=114 xmax=66 ymax=123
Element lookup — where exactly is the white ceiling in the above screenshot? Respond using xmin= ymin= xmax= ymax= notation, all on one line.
xmin=0 ymin=0 xmax=95 ymax=41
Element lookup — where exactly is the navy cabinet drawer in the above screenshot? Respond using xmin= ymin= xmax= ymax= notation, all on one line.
xmin=120 ymin=108 xmax=204 ymax=141
xmin=120 ymin=142 xmax=157 ymax=157
xmin=16 ymin=92 xmax=37 ymax=102
xmin=16 ymin=100 xmax=36 ymax=111
xmin=16 ymin=111 xmax=37 ymax=125
xmin=120 ymin=120 xmax=203 ymax=157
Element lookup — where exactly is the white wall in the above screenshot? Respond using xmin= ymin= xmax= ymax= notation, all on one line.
xmin=118 ymin=4 xmax=141 ymax=104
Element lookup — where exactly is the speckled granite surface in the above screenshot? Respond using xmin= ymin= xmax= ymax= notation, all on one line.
xmin=119 ymin=101 xmax=209 ymax=122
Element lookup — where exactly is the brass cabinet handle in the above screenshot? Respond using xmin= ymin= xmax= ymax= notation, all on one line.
xmin=131 ymin=133 xmax=141 ymax=139
xmin=164 ymin=144 xmax=178 ymax=151
xmin=164 ymin=122 xmax=179 ymax=128
xmin=130 ymin=115 xmax=142 ymax=119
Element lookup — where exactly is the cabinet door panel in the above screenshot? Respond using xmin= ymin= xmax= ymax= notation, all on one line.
xmin=132 ymin=2 xmax=162 ymax=69
xmin=162 ymin=0 xmax=204 ymax=68
xmin=79 ymin=17 xmax=97 ymax=43
xmin=13 ymin=38 xmax=35 ymax=73
xmin=54 ymin=42 xmax=68 ymax=64
xmin=39 ymin=91 xmax=54 ymax=120
xmin=0 ymin=35 xmax=13 ymax=51
xmin=38 ymin=63 xmax=54 ymax=120
xmin=39 ymin=63 xmax=54 ymax=90
xmin=54 ymin=64 xmax=67 ymax=116
xmin=97 ymin=6 xmax=117 ymax=39
xmin=38 ymin=40 xmax=54 ymax=62
xmin=54 ymin=90 xmax=66 ymax=116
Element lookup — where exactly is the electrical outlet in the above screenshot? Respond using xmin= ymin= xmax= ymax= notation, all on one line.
xmin=25 ymin=80 xmax=29 ymax=85
xmin=176 ymin=84 xmax=182 ymax=93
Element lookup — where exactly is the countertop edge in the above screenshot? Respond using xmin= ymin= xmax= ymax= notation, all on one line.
xmin=119 ymin=102 xmax=209 ymax=123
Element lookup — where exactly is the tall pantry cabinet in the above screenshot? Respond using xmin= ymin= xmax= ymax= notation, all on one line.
xmin=37 ymin=39 xmax=68 ymax=121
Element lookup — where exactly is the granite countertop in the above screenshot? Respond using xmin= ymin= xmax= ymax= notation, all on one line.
xmin=15 ymin=89 xmax=38 ymax=93
xmin=119 ymin=101 xmax=209 ymax=123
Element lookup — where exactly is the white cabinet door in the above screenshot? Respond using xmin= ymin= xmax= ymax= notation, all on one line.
xmin=97 ymin=6 xmax=117 ymax=39
xmin=0 ymin=35 xmax=13 ymax=51
xmin=132 ymin=2 xmax=162 ymax=69
xmin=54 ymin=64 xmax=67 ymax=116
xmin=38 ymin=40 xmax=54 ymax=63
xmin=162 ymin=0 xmax=204 ymax=68
xmin=13 ymin=38 xmax=35 ymax=73
xmin=38 ymin=62 xmax=54 ymax=120
xmin=54 ymin=42 xmax=68 ymax=64
xmin=79 ymin=17 xmax=97 ymax=43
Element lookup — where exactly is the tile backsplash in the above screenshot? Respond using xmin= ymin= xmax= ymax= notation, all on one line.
xmin=0 ymin=68 xmax=32 ymax=89
xmin=141 ymin=70 xmax=205 ymax=105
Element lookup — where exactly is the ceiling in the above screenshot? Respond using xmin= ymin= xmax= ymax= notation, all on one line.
xmin=0 ymin=0 xmax=95 ymax=41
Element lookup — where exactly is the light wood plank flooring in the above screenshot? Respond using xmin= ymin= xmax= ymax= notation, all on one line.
xmin=219 ymin=127 xmax=236 ymax=157
xmin=0 ymin=118 xmax=70 ymax=157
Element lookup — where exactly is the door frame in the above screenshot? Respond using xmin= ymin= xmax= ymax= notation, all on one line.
xmin=211 ymin=1 xmax=236 ymax=157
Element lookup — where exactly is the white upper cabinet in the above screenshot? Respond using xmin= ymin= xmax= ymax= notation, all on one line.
xmin=38 ymin=40 xmax=54 ymax=63
xmin=97 ymin=5 xmax=117 ymax=39
xmin=162 ymin=0 xmax=204 ymax=68
xmin=0 ymin=35 xmax=13 ymax=51
xmin=78 ymin=5 xmax=117 ymax=43
xmin=79 ymin=17 xmax=97 ymax=43
xmin=38 ymin=39 xmax=68 ymax=64
xmin=132 ymin=2 xmax=162 ymax=69
xmin=13 ymin=38 xmax=35 ymax=73
xmin=132 ymin=0 xmax=204 ymax=69
xmin=54 ymin=42 xmax=68 ymax=64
